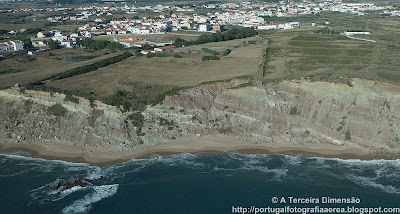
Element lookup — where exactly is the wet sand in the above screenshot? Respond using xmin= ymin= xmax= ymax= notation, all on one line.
xmin=0 ymin=135 xmax=390 ymax=167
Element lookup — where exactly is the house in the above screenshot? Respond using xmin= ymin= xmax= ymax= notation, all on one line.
xmin=37 ymin=31 xmax=52 ymax=38
xmin=0 ymin=43 xmax=10 ymax=52
xmin=106 ymin=30 xmax=115 ymax=35
xmin=70 ymin=36 xmax=85 ymax=41
xmin=94 ymin=18 xmax=106 ymax=23
xmin=257 ymin=24 xmax=278 ymax=30
xmin=61 ymin=40 xmax=74 ymax=48
xmin=154 ymin=45 xmax=176 ymax=52
xmin=0 ymin=40 xmax=24 ymax=52
xmin=141 ymin=50 xmax=155 ymax=55
xmin=118 ymin=29 xmax=127 ymax=34
xmin=212 ymin=24 xmax=224 ymax=32
xmin=198 ymin=24 xmax=211 ymax=31
xmin=28 ymin=48 xmax=50 ymax=55
xmin=139 ymin=28 xmax=151 ymax=34
xmin=133 ymin=41 xmax=149 ymax=48
xmin=118 ymin=40 xmax=144 ymax=48
xmin=32 ymin=40 xmax=49 ymax=48
xmin=10 ymin=40 xmax=24 ymax=51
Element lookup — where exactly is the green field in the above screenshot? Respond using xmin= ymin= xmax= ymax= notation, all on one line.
xmin=260 ymin=12 xmax=400 ymax=85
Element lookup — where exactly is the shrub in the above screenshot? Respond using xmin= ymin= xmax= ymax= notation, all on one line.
xmin=128 ymin=113 xmax=145 ymax=136
xmin=42 ymin=52 xmax=132 ymax=81
xmin=223 ymin=49 xmax=231 ymax=56
xmin=201 ymin=55 xmax=220 ymax=61
xmin=290 ymin=107 xmax=298 ymax=115
xmin=345 ymin=131 xmax=351 ymax=140
xmin=202 ymin=48 xmax=219 ymax=56
xmin=64 ymin=94 xmax=80 ymax=104
xmin=173 ymin=27 xmax=258 ymax=47
xmin=47 ymin=104 xmax=67 ymax=117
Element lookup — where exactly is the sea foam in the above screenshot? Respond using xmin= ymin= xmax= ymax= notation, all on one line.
xmin=62 ymin=184 xmax=119 ymax=214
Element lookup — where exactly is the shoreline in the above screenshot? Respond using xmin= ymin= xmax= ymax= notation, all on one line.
xmin=0 ymin=135 xmax=394 ymax=167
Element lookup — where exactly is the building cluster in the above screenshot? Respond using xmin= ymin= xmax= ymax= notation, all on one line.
xmin=200 ymin=0 xmax=383 ymax=17
xmin=380 ymin=10 xmax=400 ymax=17
xmin=0 ymin=40 xmax=24 ymax=52
xmin=112 ymin=35 xmax=175 ymax=53
xmin=3 ymin=0 xmax=388 ymax=55
xmin=8 ymin=28 xmax=30 ymax=34
xmin=34 ymin=30 xmax=86 ymax=48
xmin=0 ymin=6 xmax=73 ymax=13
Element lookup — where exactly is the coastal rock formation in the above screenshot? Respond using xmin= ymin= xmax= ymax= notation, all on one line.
xmin=0 ymin=79 xmax=400 ymax=156
xmin=0 ymin=90 xmax=139 ymax=150
xmin=142 ymin=79 xmax=400 ymax=156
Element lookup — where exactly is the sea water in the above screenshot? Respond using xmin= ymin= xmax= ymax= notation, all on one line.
xmin=1 ymin=152 xmax=400 ymax=214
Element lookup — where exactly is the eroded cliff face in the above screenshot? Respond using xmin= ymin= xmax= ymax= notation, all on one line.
xmin=142 ymin=79 xmax=400 ymax=154
xmin=0 ymin=90 xmax=139 ymax=150
xmin=1 ymin=79 xmax=400 ymax=154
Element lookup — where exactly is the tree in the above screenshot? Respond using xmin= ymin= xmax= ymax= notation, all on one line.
xmin=49 ymin=40 xmax=60 ymax=49
xmin=106 ymin=42 xmax=123 ymax=52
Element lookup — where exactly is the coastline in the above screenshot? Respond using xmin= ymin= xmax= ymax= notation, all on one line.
xmin=0 ymin=135 xmax=392 ymax=167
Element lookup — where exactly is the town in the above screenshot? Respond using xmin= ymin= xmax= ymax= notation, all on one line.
xmin=0 ymin=0 xmax=391 ymax=55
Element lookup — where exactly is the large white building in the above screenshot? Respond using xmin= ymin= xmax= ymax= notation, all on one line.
xmin=0 ymin=40 xmax=24 ymax=52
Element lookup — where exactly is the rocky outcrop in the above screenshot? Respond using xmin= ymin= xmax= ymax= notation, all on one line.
xmin=1 ymin=78 xmax=400 ymax=155
xmin=0 ymin=90 xmax=140 ymax=150
xmin=141 ymin=79 xmax=400 ymax=155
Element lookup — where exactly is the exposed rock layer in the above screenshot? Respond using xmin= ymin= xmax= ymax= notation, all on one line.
xmin=1 ymin=79 xmax=399 ymax=155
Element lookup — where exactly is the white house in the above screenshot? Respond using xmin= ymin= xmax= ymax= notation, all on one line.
xmin=0 ymin=43 xmax=10 ymax=52
xmin=141 ymin=49 xmax=155 ymax=55
xmin=198 ymin=24 xmax=211 ymax=32
xmin=10 ymin=40 xmax=24 ymax=51
xmin=139 ymin=28 xmax=151 ymax=34
xmin=257 ymin=24 xmax=278 ymax=30
xmin=154 ymin=45 xmax=176 ymax=52
xmin=28 ymin=48 xmax=50 ymax=55
xmin=118 ymin=40 xmax=143 ymax=48
xmin=61 ymin=40 xmax=74 ymax=48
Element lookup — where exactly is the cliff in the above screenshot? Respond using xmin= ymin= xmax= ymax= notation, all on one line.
xmin=1 ymin=79 xmax=400 ymax=156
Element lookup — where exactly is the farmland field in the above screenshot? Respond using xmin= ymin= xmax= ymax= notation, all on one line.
xmin=46 ymin=37 xmax=265 ymax=97
xmin=260 ymin=12 xmax=400 ymax=85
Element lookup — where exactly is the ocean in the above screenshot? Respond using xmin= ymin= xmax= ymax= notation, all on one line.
xmin=1 ymin=152 xmax=400 ymax=214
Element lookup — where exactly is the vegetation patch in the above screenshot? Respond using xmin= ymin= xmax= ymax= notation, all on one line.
xmin=345 ymin=131 xmax=351 ymax=140
xmin=223 ymin=49 xmax=232 ymax=56
xmin=47 ymin=104 xmax=67 ymax=117
xmin=31 ymin=52 xmax=132 ymax=84
xmin=128 ymin=112 xmax=145 ymax=136
xmin=173 ymin=27 xmax=258 ymax=47
xmin=77 ymin=39 xmax=124 ymax=52
xmin=146 ymin=52 xmax=171 ymax=58
xmin=0 ymin=69 xmax=25 ymax=75
xmin=202 ymin=48 xmax=219 ymax=56
xmin=201 ymin=55 xmax=220 ymax=61
xmin=217 ymin=126 xmax=233 ymax=134
xmin=105 ymin=84 xmax=184 ymax=112
xmin=64 ymin=94 xmax=80 ymax=104
xmin=24 ymin=100 xmax=33 ymax=114
xmin=159 ymin=117 xmax=174 ymax=126
xmin=289 ymin=107 xmax=298 ymax=115
xmin=337 ymin=116 xmax=347 ymax=132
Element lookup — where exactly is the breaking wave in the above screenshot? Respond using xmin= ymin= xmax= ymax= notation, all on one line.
xmin=62 ymin=184 xmax=119 ymax=214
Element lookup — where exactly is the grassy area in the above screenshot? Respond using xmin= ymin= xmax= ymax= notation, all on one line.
xmin=0 ymin=37 xmax=261 ymax=112
xmin=261 ymin=16 xmax=400 ymax=85
xmin=45 ymin=37 xmax=264 ymax=97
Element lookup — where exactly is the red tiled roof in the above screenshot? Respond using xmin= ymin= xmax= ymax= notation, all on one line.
xmin=158 ymin=45 xmax=176 ymax=49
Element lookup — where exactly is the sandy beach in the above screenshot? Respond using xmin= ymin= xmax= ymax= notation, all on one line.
xmin=0 ymin=134 xmax=387 ymax=167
